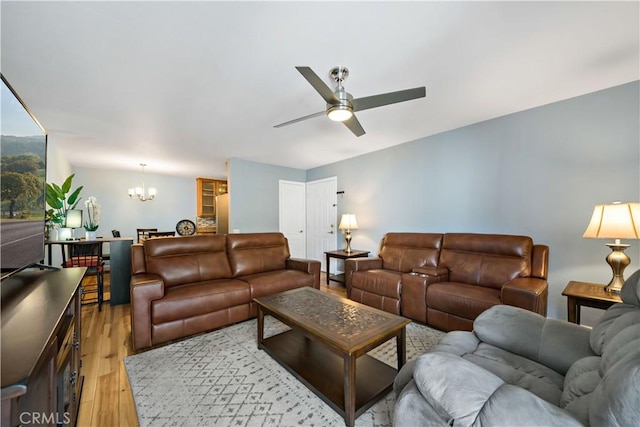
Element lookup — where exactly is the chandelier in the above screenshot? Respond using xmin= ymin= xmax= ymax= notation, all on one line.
xmin=128 ymin=163 xmax=156 ymax=201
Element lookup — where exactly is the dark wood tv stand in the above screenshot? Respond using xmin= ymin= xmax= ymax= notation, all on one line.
xmin=1 ymin=267 xmax=86 ymax=427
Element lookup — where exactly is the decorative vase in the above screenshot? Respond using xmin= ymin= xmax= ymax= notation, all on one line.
xmin=85 ymin=231 xmax=97 ymax=241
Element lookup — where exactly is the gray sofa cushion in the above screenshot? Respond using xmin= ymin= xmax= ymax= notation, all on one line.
xmin=473 ymin=304 xmax=594 ymax=375
xmin=560 ymin=356 xmax=600 ymax=424
xmin=425 ymin=328 xmax=565 ymax=404
xmin=588 ymin=350 xmax=640 ymax=427
xmin=408 ymin=352 xmax=583 ymax=427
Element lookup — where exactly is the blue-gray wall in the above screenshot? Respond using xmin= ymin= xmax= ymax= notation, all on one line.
xmin=72 ymin=166 xmax=195 ymax=241
xmin=227 ymin=158 xmax=305 ymax=232
xmin=306 ymin=81 xmax=640 ymax=322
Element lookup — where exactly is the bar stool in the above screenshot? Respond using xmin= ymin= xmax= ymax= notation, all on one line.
xmin=63 ymin=241 xmax=105 ymax=311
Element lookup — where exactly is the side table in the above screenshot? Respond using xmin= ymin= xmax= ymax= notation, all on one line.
xmin=562 ymin=281 xmax=622 ymax=324
xmin=324 ymin=249 xmax=370 ymax=285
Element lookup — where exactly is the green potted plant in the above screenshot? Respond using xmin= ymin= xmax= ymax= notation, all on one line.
xmin=45 ymin=174 xmax=83 ymax=238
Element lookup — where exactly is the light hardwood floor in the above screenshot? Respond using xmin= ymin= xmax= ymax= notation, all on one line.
xmin=77 ymin=272 xmax=345 ymax=426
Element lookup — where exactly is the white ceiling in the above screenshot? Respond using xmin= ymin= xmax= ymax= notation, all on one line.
xmin=2 ymin=1 xmax=638 ymax=178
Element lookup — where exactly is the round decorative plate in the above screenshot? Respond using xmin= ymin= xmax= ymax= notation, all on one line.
xmin=176 ymin=219 xmax=196 ymax=236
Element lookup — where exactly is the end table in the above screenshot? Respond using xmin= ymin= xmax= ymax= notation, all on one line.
xmin=562 ymin=281 xmax=622 ymax=324
xmin=324 ymin=249 xmax=370 ymax=285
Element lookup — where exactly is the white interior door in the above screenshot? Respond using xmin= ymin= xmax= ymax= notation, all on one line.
xmin=306 ymin=177 xmax=337 ymax=271
xmin=279 ymin=180 xmax=306 ymax=258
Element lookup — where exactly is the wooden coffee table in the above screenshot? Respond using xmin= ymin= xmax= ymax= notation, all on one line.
xmin=254 ymin=287 xmax=411 ymax=427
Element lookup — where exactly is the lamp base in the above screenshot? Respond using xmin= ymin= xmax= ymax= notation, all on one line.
xmin=344 ymin=231 xmax=353 ymax=254
xmin=604 ymin=243 xmax=630 ymax=293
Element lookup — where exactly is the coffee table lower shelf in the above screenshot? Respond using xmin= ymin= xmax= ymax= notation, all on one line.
xmin=259 ymin=328 xmax=397 ymax=422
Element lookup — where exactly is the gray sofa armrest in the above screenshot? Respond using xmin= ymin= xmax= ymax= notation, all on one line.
xmin=402 ymin=352 xmax=583 ymax=427
xmin=474 ymin=305 xmax=595 ymax=375
xmin=130 ymin=273 xmax=165 ymax=350
xmin=286 ymin=258 xmax=321 ymax=289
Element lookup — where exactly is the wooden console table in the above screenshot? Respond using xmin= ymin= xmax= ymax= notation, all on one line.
xmin=562 ymin=281 xmax=622 ymax=324
xmin=324 ymin=249 xmax=370 ymax=285
xmin=1 ymin=267 xmax=86 ymax=426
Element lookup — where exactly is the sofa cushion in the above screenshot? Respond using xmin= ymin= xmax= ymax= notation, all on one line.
xmin=240 ymin=269 xmax=314 ymax=299
xmin=468 ymin=344 xmax=565 ymax=404
xmin=473 ymin=305 xmax=593 ymax=375
xmin=411 ymin=352 xmax=582 ymax=427
xmin=378 ymin=233 xmax=442 ymax=273
xmin=590 ymin=306 xmax=640 ymax=355
xmin=426 ymin=330 xmax=565 ymax=405
xmin=152 ymin=279 xmax=250 ymax=324
xmin=588 ymin=350 xmax=640 ymax=427
xmin=560 ymin=356 xmax=600 ymax=425
xmin=144 ymin=235 xmax=232 ymax=287
xmin=427 ymin=282 xmax=501 ymax=320
xmin=439 ymin=233 xmax=533 ymax=289
xmin=350 ymin=269 xmax=402 ymax=299
xmin=227 ymin=233 xmax=289 ymax=277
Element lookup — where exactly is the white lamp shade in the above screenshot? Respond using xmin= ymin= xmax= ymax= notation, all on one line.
xmin=65 ymin=209 xmax=83 ymax=228
xmin=583 ymin=202 xmax=640 ymax=239
xmin=339 ymin=214 xmax=359 ymax=230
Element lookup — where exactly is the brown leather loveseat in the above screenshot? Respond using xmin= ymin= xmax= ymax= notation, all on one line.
xmin=345 ymin=232 xmax=548 ymax=331
xmin=130 ymin=232 xmax=320 ymax=350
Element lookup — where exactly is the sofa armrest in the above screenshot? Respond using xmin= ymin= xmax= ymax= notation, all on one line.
xmin=411 ymin=266 xmax=449 ymax=278
xmin=130 ymin=273 xmax=165 ymax=350
xmin=286 ymin=258 xmax=321 ymax=289
xmin=502 ymin=277 xmax=548 ymax=315
xmin=474 ymin=305 xmax=595 ymax=375
xmin=532 ymin=244 xmax=549 ymax=279
xmin=344 ymin=257 xmax=383 ymax=294
xmin=407 ymin=352 xmax=583 ymax=427
xmin=401 ymin=269 xmax=449 ymax=323
xmin=346 ymin=257 xmax=383 ymax=272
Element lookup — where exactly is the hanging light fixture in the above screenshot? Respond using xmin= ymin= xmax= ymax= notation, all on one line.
xmin=128 ymin=163 xmax=156 ymax=201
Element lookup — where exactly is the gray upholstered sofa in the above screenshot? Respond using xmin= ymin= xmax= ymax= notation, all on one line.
xmin=393 ymin=269 xmax=640 ymax=426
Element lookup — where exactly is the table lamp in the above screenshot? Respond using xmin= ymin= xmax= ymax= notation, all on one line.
xmin=65 ymin=209 xmax=83 ymax=241
xmin=338 ymin=213 xmax=358 ymax=254
xmin=583 ymin=202 xmax=639 ymax=293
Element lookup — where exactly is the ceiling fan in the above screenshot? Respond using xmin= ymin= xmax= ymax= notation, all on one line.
xmin=274 ymin=66 xmax=426 ymax=137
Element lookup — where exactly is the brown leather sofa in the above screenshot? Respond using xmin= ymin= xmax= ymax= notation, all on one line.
xmin=345 ymin=232 xmax=548 ymax=331
xmin=130 ymin=232 xmax=320 ymax=350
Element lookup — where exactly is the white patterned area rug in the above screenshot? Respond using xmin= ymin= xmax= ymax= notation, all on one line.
xmin=124 ymin=316 xmax=444 ymax=427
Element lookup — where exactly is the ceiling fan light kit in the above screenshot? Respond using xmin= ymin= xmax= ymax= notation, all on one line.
xmin=327 ymin=104 xmax=353 ymax=122
xmin=275 ymin=65 xmax=426 ymax=136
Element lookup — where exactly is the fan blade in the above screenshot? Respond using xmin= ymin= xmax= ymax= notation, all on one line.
xmin=296 ymin=66 xmax=339 ymax=104
xmin=343 ymin=115 xmax=365 ymax=137
xmin=352 ymin=87 xmax=426 ymax=112
xmin=274 ymin=110 xmax=326 ymax=128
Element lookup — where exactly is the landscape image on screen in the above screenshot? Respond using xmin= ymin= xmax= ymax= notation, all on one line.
xmin=1 ymin=77 xmax=47 ymax=276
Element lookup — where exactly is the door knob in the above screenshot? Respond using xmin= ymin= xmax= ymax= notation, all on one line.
xmin=328 ymin=231 xmax=334 ymax=234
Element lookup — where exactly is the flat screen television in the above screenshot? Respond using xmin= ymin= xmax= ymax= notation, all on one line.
xmin=0 ymin=74 xmax=48 ymax=279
